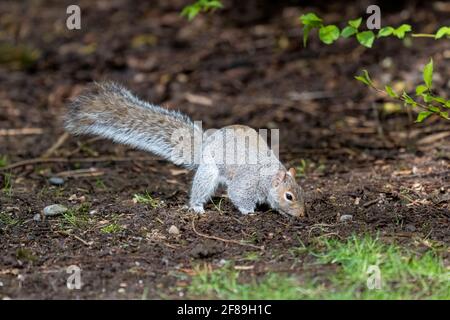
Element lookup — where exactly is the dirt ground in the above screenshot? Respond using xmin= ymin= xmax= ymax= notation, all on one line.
xmin=0 ymin=0 xmax=449 ymax=299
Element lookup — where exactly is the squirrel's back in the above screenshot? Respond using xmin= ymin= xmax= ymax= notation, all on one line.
xmin=65 ymin=82 xmax=202 ymax=169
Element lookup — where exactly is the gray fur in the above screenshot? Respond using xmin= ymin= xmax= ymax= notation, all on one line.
xmin=65 ymin=82 xmax=306 ymax=217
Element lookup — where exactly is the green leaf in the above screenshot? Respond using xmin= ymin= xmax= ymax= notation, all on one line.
xmin=181 ymin=0 xmax=223 ymax=20
xmin=423 ymin=58 xmax=433 ymax=89
xmin=416 ymin=111 xmax=432 ymax=123
xmin=181 ymin=6 xmax=200 ymax=20
xmin=357 ymin=31 xmax=376 ymax=48
xmin=303 ymin=25 xmax=313 ymax=47
xmin=354 ymin=70 xmax=373 ymax=86
xmin=392 ymin=24 xmax=412 ymax=39
xmin=348 ymin=17 xmax=362 ymax=29
xmin=435 ymin=26 xmax=450 ymax=39
xmin=378 ymin=27 xmax=394 ymax=38
xmin=204 ymin=0 xmax=223 ymax=9
xmin=300 ymin=12 xmax=323 ymax=47
xmin=341 ymin=26 xmax=357 ymax=38
xmin=428 ymin=105 xmax=440 ymax=113
xmin=415 ymin=85 xmax=428 ymax=96
xmin=423 ymin=93 xmax=433 ymax=103
xmin=356 ymin=31 xmax=375 ymax=48
xmin=440 ymin=111 xmax=449 ymax=119
xmin=430 ymin=96 xmax=447 ymax=104
xmin=385 ymin=85 xmax=398 ymax=98
xmin=319 ymin=25 xmax=340 ymax=44
xmin=299 ymin=13 xmax=323 ymax=27
xmin=402 ymin=92 xmax=417 ymax=107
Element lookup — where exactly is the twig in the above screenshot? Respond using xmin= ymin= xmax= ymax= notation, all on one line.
xmin=41 ymin=132 xmax=70 ymax=158
xmin=395 ymin=170 xmax=450 ymax=180
xmin=307 ymin=223 xmax=336 ymax=238
xmin=66 ymin=137 xmax=103 ymax=157
xmin=56 ymin=230 xmax=92 ymax=246
xmin=363 ymin=198 xmax=381 ymax=208
xmin=287 ymin=91 xmax=336 ymax=101
xmin=191 ymin=218 xmax=264 ymax=251
xmin=0 ymin=156 xmax=158 ymax=171
xmin=0 ymin=128 xmax=44 ymax=136
xmin=56 ymin=167 xmax=104 ymax=178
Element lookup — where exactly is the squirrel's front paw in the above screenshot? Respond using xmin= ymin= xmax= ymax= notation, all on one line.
xmin=189 ymin=205 xmax=205 ymax=214
xmin=238 ymin=207 xmax=255 ymax=215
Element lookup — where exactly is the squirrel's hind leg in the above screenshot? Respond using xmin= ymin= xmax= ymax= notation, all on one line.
xmin=189 ymin=165 xmax=219 ymax=213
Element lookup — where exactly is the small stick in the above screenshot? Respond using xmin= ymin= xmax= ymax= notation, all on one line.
xmin=363 ymin=198 xmax=381 ymax=208
xmin=0 ymin=128 xmax=44 ymax=136
xmin=66 ymin=137 xmax=103 ymax=157
xmin=41 ymin=132 xmax=70 ymax=158
xmin=56 ymin=167 xmax=104 ymax=178
xmin=395 ymin=170 xmax=450 ymax=179
xmin=191 ymin=219 xmax=264 ymax=251
xmin=56 ymin=230 xmax=92 ymax=246
xmin=0 ymin=156 xmax=158 ymax=171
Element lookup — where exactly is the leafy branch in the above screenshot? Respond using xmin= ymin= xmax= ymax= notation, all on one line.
xmin=300 ymin=12 xmax=450 ymax=48
xmin=355 ymin=59 xmax=450 ymax=122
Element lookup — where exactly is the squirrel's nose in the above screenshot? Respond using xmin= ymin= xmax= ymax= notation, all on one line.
xmin=296 ymin=204 xmax=307 ymax=218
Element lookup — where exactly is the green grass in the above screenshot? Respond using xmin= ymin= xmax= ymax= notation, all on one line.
xmin=0 ymin=43 xmax=40 ymax=69
xmin=188 ymin=265 xmax=304 ymax=299
xmin=240 ymin=251 xmax=261 ymax=262
xmin=185 ymin=235 xmax=449 ymax=300
xmin=295 ymin=158 xmax=326 ymax=178
xmin=0 ymin=155 xmax=8 ymax=168
xmin=295 ymin=159 xmax=309 ymax=177
xmin=2 ymin=173 xmax=12 ymax=196
xmin=0 ymin=212 xmax=20 ymax=227
xmin=95 ymin=178 xmax=107 ymax=189
xmin=60 ymin=203 xmax=92 ymax=230
xmin=16 ymin=248 xmax=37 ymax=262
xmin=313 ymin=235 xmax=449 ymax=299
xmin=133 ymin=191 xmax=160 ymax=208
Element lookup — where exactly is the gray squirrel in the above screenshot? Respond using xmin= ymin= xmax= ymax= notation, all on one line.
xmin=64 ymin=82 xmax=306 ymax=217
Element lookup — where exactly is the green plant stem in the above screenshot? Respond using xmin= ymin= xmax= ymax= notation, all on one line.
xmin=411 ymin=33 xmax=436 ymax=38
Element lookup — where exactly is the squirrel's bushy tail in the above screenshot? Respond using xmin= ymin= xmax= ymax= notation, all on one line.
xmin=64 ymin=82 xmax=202 ymax=169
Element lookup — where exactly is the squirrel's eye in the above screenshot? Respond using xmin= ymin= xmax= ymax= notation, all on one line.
xmin=285 ymin=193 xmax=293 ymax=201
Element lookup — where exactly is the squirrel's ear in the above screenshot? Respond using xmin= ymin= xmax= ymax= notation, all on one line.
xmin=288 ymin=167 xmax=296 ymax=179
xmin=272 ymin=170 xmax=286 ymax=187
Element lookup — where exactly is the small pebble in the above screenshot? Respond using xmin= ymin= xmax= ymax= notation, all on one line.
xmin=33 ymin=214 xmax=41 ymax=221
xmin=168 ymin=225 xmax=180 ymax=235
xmin=218 ymin=259 xmax=227 ymax=266
xmin=48 ymin=177 xmax=65 ymax=186
xmin=339 ymin=214 xmax=353 ymax=222
xmin=43 ymin=204 xmax=68 ymax=216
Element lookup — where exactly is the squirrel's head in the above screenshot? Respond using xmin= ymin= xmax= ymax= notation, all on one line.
xmin=271 ymin=167 xmax=306 ymax=218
